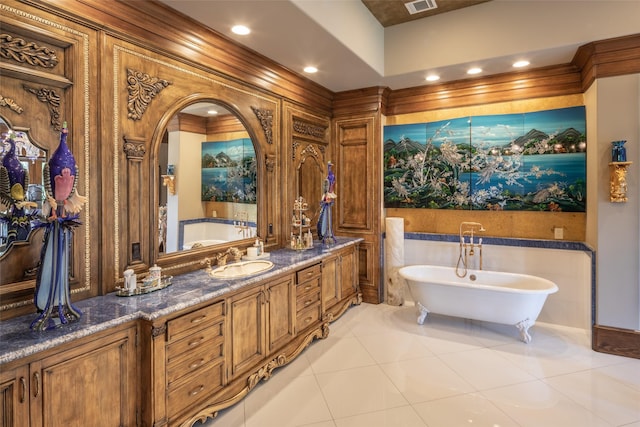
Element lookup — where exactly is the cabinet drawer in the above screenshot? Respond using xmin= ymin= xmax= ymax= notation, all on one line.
xmin=296 ymin=303 xmax=321 ymax=330
xmin=297 ymin=276 xmax=320 ymax=295
xmin=167 ymin=361 xmax=224 ymax=417
xmin=167 ymin=335 xmax=224 ymax=385
xmin=167 ymin=301 xmax=224 ymax=342
xmin=296 ymin=289 xmax=320 ymax=313
xmin=167 ymin=321 xmax=224 ymax=361
xmin=296 ymin=264 xmax=321 ymax=283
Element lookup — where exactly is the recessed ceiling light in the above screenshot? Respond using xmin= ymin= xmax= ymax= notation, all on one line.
xmin=467 ymin=67 xmax=482 ymax=75
xmin=425 ymin=74 xmax=440 ymax=82
xmin=231 ymin=25 xmax=250 ymax=35
xmin=303 ymin=66 xmax=318 ymax=74
xmin=207 ymin=110 xmax=218 ymax=115
xmin=513 ymin=60 xmax=530 ymax=68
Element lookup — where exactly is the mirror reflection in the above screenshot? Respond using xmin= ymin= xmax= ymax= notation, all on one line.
xmin=0 ymin=116 xmax=46 ymax=256
xmin=159 ymin=102 xmax=257 ymax=255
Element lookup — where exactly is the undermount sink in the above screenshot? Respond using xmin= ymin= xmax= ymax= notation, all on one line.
xmin=208 ymin=260 xmax=274 ymax=279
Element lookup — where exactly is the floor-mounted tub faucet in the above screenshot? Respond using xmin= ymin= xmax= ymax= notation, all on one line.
xmin=456 ymin=222 xmax=486 ymax=277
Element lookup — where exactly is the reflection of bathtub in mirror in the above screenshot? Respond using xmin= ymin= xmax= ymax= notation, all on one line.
xmin=175 ymin=218 xmax=256 ymax=251
xmin=182 ymin=239 xmax=228 ymax=250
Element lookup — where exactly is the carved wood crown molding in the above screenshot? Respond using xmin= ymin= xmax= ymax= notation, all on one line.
xmin=0 ymin=33 xmax=59 ymax=68
xmin=251 ymin=106 xmax=273 ymax=145
xmin=126 ymin=68 xmax=172 ymax=121
xmin=0 ymin=94 xmax=24 ymax=114
xmin=292 ymin=119 xmax=327 ymax=140
xmin=23 ymin=85 xmax=61 ymax=130
xmin=123 ymin=136 xmax=146 ymax=160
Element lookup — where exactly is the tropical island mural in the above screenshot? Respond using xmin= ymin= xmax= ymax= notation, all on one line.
xmin=201 ymin=138 xmax=256 ymax=203
xmin=384 ymin=106 xmax=586 ymax=211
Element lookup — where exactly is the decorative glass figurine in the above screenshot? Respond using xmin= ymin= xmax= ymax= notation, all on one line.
xmin=611 ymin=140 xmax=627 ymax=162
xmin=31 ymin=122 xmax=87 ymax=331
xmin=317 ymin=161 xmax=337 ymax=245
xmin=0 ymin=131 xmax=37 ymax=246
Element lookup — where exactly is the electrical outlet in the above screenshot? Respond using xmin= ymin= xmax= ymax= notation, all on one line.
xmin=554 ymin=227 xmax=564 ymax=240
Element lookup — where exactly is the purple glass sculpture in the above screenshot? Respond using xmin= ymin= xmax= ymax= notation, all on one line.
xmin=31 ymin=122 xmax=86 ymax=331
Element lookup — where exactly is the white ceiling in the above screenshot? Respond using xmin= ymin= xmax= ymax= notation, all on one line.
xmin=158 ymin=0 xmax=640 ymax=93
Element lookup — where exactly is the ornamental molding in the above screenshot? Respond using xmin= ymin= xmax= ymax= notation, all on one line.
xmin=265 ymin=154 xmax=276 ymax=173
xmin=123 ymin=136 xmax=146 ymax=160
xmin=0 ymin=94 xmax=24 ymax=114
xmin=251 ymin=106 xmax=273 ymax=145
xmin=23 ymin=85 xmax=61 ymax=130
xmin=0 ymin=33 xmax=59 ymax=68
xmin=126 ymin=68 xmax=172 ymax=121
xmin=292 ymin=119 xmax=327 ymax=140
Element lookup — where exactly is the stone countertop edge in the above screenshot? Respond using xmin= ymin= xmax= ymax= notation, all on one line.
xmin=0 ymin=237 xmax=363 ymax=365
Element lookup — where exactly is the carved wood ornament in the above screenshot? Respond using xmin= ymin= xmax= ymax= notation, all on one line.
xmin=0 ymin=33 xmax=59 ymax=68
xmin=251 ymin=106 xmax=273 ymax=145
xmin=0 ymin=94 xmax=23 ymax=114
xmin=23 ymin=85 xmax=61 ymax=130
xmin=293 ymin=119 xmax=327 ymax=139
xmin=126 ymin=68 xmax=172 ymax=121
xmin=123 ymin=136 xmax=146 ymax=160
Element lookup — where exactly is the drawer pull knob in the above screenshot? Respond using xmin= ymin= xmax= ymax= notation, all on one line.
xmin=189 ymin=359 xmax=205 ymax=369
xmin=189 ymin=385 xmax=205 ymax=396
xmin=188 ymin=337 xmax=204 ymax=347
xmin=304 ymin=286 xmax=312 ymax=291
xmin=305 ymin=316 xmax=313 ymax=323
xmin=32 ymin=372 xmax=40 ymax=398
xmin=191 ymin=315 xmax=207 ymax=324
xmin=304 ymin=300 xmax=313 ymax=306
xmin=19 ymin=377 xmax=26 ymax=403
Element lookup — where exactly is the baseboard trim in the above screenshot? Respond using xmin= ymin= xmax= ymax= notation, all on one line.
xmin=592 ymin=324 xmax=640 ymax=359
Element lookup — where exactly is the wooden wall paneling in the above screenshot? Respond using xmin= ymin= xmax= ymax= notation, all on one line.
xmin=332 ymin=115 xmax=382 ymax=304
xmin=282 ymin=102 xmax=331 ymax=241
xmin=122 ymin=136 xmax=148 ymax=267
xmin=0 ymin=1 xmax=99 ymax=319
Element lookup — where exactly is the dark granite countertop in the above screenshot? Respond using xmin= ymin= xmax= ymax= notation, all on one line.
xmin=0 ymin=237 xmax=362 ymax=365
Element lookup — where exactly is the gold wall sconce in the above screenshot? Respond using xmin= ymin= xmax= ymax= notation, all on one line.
xmin=609 ymin=161 xmax=632 ymax=202
xmin=161 ymin=175 xmax=176 ymax=195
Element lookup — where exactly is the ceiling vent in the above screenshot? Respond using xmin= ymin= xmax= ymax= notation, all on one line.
xmin=405 ymin=0 xmax=438 ymax=15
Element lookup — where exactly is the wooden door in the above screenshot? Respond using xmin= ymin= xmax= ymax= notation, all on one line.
xmin=0 ymin=364 xmax=29 ymax=427
xmin=227 ymin=286 xmax=266 ymax=379
xmin=29 ymin=327 xmax=137 ymax=427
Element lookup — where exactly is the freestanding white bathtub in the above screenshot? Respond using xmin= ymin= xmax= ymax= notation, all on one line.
xmin=398 ymin=265 xmax=558 ymax=343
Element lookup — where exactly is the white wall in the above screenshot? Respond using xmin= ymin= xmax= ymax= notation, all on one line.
xmin=587 ymin=74 xmax=640 ymax=330
xmin=401 ymin=238 xmax=592 ymax=330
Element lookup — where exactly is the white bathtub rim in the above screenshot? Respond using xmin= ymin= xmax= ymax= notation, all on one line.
xmin=398 ymin=265 xmax=558 ymax=295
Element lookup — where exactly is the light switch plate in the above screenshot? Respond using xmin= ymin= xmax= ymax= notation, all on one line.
xmin=554 ymin=227 xmax=564 ymax=239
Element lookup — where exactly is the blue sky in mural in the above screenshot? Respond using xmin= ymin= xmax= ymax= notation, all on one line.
xmin=201 ymin=138 xmax=256 ymax=203
xmin=383 ymin=106 xmax=586 ymax=211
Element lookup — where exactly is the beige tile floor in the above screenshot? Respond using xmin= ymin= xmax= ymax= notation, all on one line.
xmin=195 ymin=301 xmax=640 ymax=427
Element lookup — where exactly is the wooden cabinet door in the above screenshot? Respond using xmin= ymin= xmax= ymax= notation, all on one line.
xmin=266 ymin=275 xmax=295 ymax=353
xmin=340 ymin=248 xmax=357 ymax=299
xmin=321 ymin=255 xmax=340 ymax=311
xmin=29 ymin=327 xmax=137 ymax=427
xmin=228 ymin=287 xmax=266 ymax=379
xmin=0 ymin=364 xmax=29 ymax=427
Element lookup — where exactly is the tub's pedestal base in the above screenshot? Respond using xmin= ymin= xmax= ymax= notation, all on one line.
xmin=516 ymin=318 xmax=534 ymax=343
xmin=416 ymin=302 xmax=429 ymax=325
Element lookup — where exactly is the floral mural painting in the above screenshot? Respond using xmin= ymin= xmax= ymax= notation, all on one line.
xmin=384 ymin=106 xmax=586 ymax=211
xmin=201 ymin=138 xmax=256 ymax=203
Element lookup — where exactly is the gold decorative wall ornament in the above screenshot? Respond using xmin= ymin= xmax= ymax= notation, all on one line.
xmin=251 ymin=106 xmax=273 ymax=144
xmin=161 ymin=174 xmax=176 ymax=195
xmin=23 ymin=85 xmax=61 ymax=130
xmin=609 ymin=161 xmax=632 ymax=202
xmin=0 ymin=94 xmax=24 ymax=113
xmin=123 ymin=136 xmax=146 ymax=160
xmin=126 ymin=68 xmax=172 ymax=121
xmin=293 ymin=119 xmax=327 ymax=139
xmin=0 ymin=33 xmax=59 ymax=68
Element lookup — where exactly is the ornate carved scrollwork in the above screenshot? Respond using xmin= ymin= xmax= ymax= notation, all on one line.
xmin=151 ymin=324 xmax=167 ymax=338
xmin=246 ymin=354 xmax=287 ymax=390
xmin=23 ymin=85 xmax=61 ymax=130
xmin=251 ymin=106 xmax=273 ymax=145
xmin=0 ymin=33 xmax=59 ymax=68
xmin=126 ymin=68 xmax=172 ymax=121
xmin=293 ymin=119 xmax=327 ymax=139
xmin=265 ymin=154 xmax=276 ymax=173
xmin=123 ymin=136 xmax=146 ymax=160
xmin=0 ymin=94 xmax=24 ymax=114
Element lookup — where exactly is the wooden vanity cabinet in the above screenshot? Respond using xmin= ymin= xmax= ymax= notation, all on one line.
xmin=295 ymin=264 xmax=322 ymax=333
xmin=0 ymin=324 xmax=137 ymax=427
xmin=0 ymin=364 xmax=29 ymax=427
xmin=322 ymin=245 xmax=359 ymax=320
